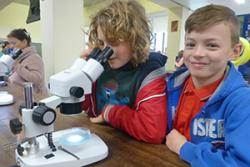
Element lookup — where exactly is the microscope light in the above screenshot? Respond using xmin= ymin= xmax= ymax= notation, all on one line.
xmin=59 ymin=128 xmax=91 ymax=146
xmin=67 ymin=134 xmax=83 ymax=143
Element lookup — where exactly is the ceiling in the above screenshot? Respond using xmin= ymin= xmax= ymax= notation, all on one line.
xmin=0 ymin=0 xmax=249 ymax=15
xmin=0 ymin=0 xmax=13 ymax=11
xmin=150 ymin=0 xmax=178 ymax=8
xmin=0 ymin=0 xmax=105 ymax=10
xmin=14 ymin=0 xmax=28 ymax=5
xmin=172 ymin=0 xmax=250 ymax=15
xmin=84 ymin=0 xmax=103 ymax=6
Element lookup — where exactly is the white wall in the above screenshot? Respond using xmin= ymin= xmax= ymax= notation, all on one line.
xmin=0 ymin=2 xmax=41 ymax=42
xmin=179 ymin=7 xmax=192 ymax=50
xmin=40 ymin=0 xmax=84 ymax=82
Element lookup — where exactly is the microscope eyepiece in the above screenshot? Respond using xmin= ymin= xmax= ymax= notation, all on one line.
xmin=96 ymin=47 xmax=113 ymax=65
xmin=86 ymin=48 xmax=101 ymax=60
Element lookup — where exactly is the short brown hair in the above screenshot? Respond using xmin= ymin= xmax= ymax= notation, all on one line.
xmin=88 ymin=0 xmax=151 ymax=65
xmin=185 ymin=4 xmax=240 ymax=46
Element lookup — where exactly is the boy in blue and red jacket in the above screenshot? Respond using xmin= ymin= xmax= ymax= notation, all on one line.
xmin=165 ymin=4 xmax=250 ymax=167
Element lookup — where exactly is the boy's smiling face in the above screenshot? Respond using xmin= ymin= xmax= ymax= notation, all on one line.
xmin=183 ymin=22 xmax=241 ymax=88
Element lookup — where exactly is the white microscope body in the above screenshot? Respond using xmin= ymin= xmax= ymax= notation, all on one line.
xmin=9 ymin=47 xmax=113 ymax=167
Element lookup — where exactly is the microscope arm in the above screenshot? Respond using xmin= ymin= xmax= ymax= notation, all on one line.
xmin=40 ymin=96 xmax=62 ymax=109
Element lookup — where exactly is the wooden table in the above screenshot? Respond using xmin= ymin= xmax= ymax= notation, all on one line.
xmin=0 ymin=83 xmax=189 ymax=167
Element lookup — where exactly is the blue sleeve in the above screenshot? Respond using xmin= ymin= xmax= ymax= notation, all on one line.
xmin=179 ymin=90 xmax=250 ymax=167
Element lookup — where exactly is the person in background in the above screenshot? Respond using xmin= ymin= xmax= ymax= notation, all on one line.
xmin=7 ymin=28 xmax=47 ymax=95
xmin=0 ymin=42 xmax=4 ymax=58
xmin=81 ymin=0 xmax=167 ymax=144
xmin=165 ymin=4 xmax=250 ymax=167
xmin=175 ymin=50 xmax=186 ymax=70
xmin=0 ymin=41 xmax=11 ymax=57
xmin=0 ymin=41 xmax=12 ymax=79
xmin=1 ymin=41 xmax=12 ymax=55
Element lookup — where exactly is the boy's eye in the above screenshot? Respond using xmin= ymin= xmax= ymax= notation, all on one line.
xmin=185 ymin=43 xmax=195 ymax=48
xmin=97 ymin=39 xmax=112 ymax=50
xmin=97 ymin=39 xmax=104 ymax=47
xmin=207 ymin=43 xmax=219 ymax=49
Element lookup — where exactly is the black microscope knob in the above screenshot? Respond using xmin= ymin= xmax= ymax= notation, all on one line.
xmin=17 ymin=144 xmax=24 ymax=156
xmin=9 ymin=118 xmax=22 ymax=135
xmin=70 ymin=87 xmax=84 ymax=98
xmin=32 ymin=105 xmax=56 ymax=126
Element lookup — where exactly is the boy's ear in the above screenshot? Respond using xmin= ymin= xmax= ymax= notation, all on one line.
xmin=229 ymin=43 xmax=242 ymax=61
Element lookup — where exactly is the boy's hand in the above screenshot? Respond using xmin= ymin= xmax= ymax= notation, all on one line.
xmin=90 ymin=115 xmax=104 ymax=123
xmin=166 ymin=129 xmax=187 ymax=155
xmin=90 ymin=105 xmax=113 ymax=124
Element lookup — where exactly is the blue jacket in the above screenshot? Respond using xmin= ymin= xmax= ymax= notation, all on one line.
xmin=166 ymin=62 xmax=250 ymax=167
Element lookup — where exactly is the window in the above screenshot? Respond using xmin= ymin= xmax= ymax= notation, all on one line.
xmin=148 ymin=12 xmax=168 ymax=55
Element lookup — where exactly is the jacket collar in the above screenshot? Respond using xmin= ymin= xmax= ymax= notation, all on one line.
xmin=168 ymin=62 xmax=248 ymax=105
xmin=16 ymin=46 xmax=37 ymax=61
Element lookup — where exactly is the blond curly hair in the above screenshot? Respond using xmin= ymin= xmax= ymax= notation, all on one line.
xmin=88 ymin=0 xmax=152 ymax=66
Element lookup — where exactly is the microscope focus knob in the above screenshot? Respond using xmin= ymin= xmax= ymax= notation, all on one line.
xmin=9 ymin=118 xmax=22 ymax=135
xmin=32 ymin=105 xmax=56 ymax=126
xmin=70 ymin=87 xmax=84 ymax=98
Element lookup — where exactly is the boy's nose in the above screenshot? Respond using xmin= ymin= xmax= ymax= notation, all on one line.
xmin=192 ymin=45 xmax=205 ymax=57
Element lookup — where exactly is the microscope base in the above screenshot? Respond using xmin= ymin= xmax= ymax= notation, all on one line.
xmin=0 ymin=91 xmax=14 ymax=105
xmin=16 ymin=129 xmax=108 ymax=167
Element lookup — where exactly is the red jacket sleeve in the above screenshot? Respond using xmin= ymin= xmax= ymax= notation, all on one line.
xmin=81 ymin=83 xmax=97 ymax=117
xmin=102 ymin=77 xmax=167 ymax=144
xmin=82 ymin=94 xmax=91 ymax=111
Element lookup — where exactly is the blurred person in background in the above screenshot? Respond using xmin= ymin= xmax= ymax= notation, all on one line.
xmin=7 ymin=28 xmax=47 ymax=95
